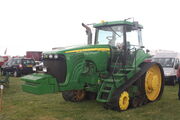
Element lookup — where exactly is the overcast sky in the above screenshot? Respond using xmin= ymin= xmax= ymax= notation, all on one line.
xmin=0 ymin=0 xmax=180 ymax=56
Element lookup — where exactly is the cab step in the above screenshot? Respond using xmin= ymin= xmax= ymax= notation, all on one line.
xmin=96 ymin=79 xmax=115 ymax=102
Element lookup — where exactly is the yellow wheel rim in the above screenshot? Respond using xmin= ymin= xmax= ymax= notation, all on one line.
xmin=119 ymin=91 xmax=129 ymax=110
xmin=145 ymin=64 xmax=162 ymax=101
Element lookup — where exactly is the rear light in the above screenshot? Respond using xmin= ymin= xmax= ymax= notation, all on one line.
xmin=144 ymin=59 xmax=152 ymax=62
xmin=19 ymin=64 xmax=23 ymax=68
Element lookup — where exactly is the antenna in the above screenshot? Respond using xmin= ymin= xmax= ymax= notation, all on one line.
xmin=87 ymin=23 xmax=96 ymax=26
xmin=124 ymin=17 xmax=134 ymax=22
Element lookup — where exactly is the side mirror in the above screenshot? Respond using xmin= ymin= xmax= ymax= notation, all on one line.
xmin=146 ymin=49 xmax=150 ymax=53
xmin=175 ymin=64 xmax=179 ymax=69
xmin=133 ymin=21 xmax=139 ymax=29
xmin=140 ymin=46 xmax=145 ymax=49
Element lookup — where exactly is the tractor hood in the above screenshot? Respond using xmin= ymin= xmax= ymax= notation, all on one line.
xmin=21 ymin=44 xmax=111 ymax=95
xmin=43 ymin=44 xmax=111 ymax=55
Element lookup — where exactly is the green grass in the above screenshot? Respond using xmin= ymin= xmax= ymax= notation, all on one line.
xmin=0 ymin=77 xmax=180 ymax=120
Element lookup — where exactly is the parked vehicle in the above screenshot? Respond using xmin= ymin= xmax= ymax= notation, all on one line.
xmin=152 ymin=51 xmax=180 ymax=85
xmin=0 ymin=56 xmax=9 ymax=68
xmin=1 ymin=57 xmax=35 ymax=77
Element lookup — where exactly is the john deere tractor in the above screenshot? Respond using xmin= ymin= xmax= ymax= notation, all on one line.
xmin=21 ymin=20 xmax=164 ymax=111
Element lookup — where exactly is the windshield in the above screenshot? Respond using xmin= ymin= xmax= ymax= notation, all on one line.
xmin=153 ymin=58 xmax=175 ymax=68
xmin=95 ymin=26 xmax=123 ymax=46
xmin=95 ymin=25 xmax=142 ymax=49
xmin=22 ymin=59 xmax=35 ymax=65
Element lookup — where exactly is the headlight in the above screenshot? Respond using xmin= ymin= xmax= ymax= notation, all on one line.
xmin=43 ymin=67 xmax=48 ymax=72
xmin=32 ymin=66 xmax=36 ymax=71
xmin=49 ymin=54 xmax=53 ymax=59
xmin=44 ymin=54 xmax=48 ymax=59
xmin=54 ymin=54 xmax=58 ymax=59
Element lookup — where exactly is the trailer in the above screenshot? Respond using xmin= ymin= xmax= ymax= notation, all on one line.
xmin=26 ymin=51 xmax=42 ymax=61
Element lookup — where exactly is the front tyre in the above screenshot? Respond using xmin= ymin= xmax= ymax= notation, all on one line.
xmin=171 ymin=77 xmax=176 ymax=86
xmin=1 ymin=70 xmax=6 ymax=76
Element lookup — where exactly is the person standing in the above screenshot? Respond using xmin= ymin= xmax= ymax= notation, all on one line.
xmin=177 ymin=65 xmax=180 ymax=100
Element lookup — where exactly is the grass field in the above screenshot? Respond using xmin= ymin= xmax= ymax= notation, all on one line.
xmin=0 ymin=77 xmax=180 ymax=120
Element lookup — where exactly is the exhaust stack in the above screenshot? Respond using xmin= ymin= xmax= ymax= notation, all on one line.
xmin=82 ymin=23 xmax=92 ymax=45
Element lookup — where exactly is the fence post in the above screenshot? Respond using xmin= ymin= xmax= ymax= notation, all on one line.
xmin=0 ymin=85 xmax=3 ymax=112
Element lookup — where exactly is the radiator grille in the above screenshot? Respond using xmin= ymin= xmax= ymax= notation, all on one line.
xmin=44 ymin=55 xmax=67 ymax=83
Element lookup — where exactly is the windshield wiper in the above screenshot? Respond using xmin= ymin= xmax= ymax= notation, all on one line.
xmin=109 ymin=27 xmax=121 ymax=38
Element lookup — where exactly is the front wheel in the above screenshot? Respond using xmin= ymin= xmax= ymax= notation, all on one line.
xmin=1 ymin=70 xmax=6 ymax=76
xmin=171 ymin=77 xmax=176 ymax=86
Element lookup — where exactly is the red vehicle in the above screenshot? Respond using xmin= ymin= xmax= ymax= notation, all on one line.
xmin=0 ymin=56 xmax=9 ymax=68
xmin=26 ymin=51 xmax=42 ymax=61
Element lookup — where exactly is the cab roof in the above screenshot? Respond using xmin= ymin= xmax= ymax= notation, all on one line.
xmin=93 ymin=20 xmax=143 ymax=29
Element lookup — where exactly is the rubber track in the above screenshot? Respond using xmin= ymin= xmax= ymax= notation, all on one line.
xmin=62 ymin=90 xmax=76 ymax=102
xmin=105 ymin=62 xmax=165 ymax=110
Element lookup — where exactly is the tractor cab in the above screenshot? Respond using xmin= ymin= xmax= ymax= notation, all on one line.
xmin=94 ymin=21 xmax=143 ymax=47
xmin=93 ymin=21 xmax=144 ymax=72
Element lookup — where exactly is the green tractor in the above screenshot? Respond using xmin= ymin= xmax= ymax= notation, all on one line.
xmin=21 ymin=19 xmax=164 ymax=111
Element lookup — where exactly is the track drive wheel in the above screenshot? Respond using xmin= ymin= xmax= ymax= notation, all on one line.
xmin=118 ymin=91 xmax=130 ymax=111
xmin=62 ymin=90 xmax=86 ymax=102
xmin=144 ymin=63 xmax=164 ymax=101
xmin=104 ymin=91 xmax=130 ymax=111
xmin=130 ymin=97 xmax=139 ymax=108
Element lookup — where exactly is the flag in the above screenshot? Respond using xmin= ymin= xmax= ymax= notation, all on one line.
xmin=4 ymin=48 xmax=7 ymax=55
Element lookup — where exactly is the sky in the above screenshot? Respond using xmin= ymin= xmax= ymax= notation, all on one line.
xmin=0 ymin=0 xmax=180 ymax=56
